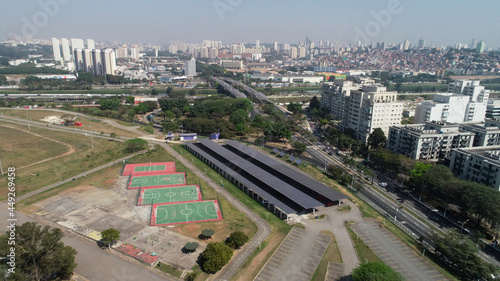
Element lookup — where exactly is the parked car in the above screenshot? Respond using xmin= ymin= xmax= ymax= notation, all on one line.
xmin=378 ymin=182 xmax=388 ymax=187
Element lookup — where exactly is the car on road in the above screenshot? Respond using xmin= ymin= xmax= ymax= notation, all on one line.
xmin=379 ymin=182 xmax=388 ymax=187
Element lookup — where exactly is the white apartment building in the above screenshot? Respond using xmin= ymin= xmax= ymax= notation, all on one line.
xmin=184 ymin=58 xmax=196 ymax=76
xmin=220 ymin=60 xmax=243 ymax=70
xmin=341 ymin=84 xmax=403 ymax=143
xmin=74 ymin=49 xmax=116 ymax=75
xmin=51 ymin=38 xmax=61 ymax=62
xmin=449 ymin=146 xmax=500 ymax=190
xmin=415 ymin=80 xmax=489 ymax=123
xmin=70 ymin=38 xmax=84 ymax=53
xmin=387 ymin=122 xmax=475 ymax=161
xmin=460 ymin=118 xmax=500 ymax=147
xmin=61 ymin=38 xmax=71 ymax=61
xmin=320 ymin=80 xmax=360 ymax=120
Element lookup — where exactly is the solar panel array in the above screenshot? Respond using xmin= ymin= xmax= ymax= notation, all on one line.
xmin=296 ymin=159 xmax=302 ymax=165
xmin=187 ymin=139 xmax=334 ymax=214
xmin=289 ymin=156 xmax=296 ymax=162
xmin=224 ymin=140 xmax=347 ymax=203
xmin=273 ymin=148 xmax=279 ymax=154
xmin=279 ymin=151 xmax=285 ymax=157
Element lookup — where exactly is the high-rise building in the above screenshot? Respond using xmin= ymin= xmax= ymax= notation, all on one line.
xmin=74 ymin=48 xmax=115 ymax=75
xmin=51 ymin=38 xmax=61 ymax=62
xmin=320 ymin=80 xmax=360 ymax=120
xmin=184 ymin=58 xmax=196 ymax=76
xmin=403 ymin=39 xmax=410 ymax=50
xmin=256 ymin=40 xmax=260 ymax=48
xmin=418 ymin=39 xmax=425 ymax=49
xmin=291 ymin=47 xmax=297 ymax=59
xmin=476 ymin=41 xmax=485 ymax=53
xmin=273 ymin=41 xmax=278 ymax=51
xmin=415 ymin=80 xmax=489 ymax=123
xmin=283 ymin=44 xmax=290 ymax=51
xmin=87 ymin=39 xmax=95 ymax=50
xmin=71 ymin=38 xmax=85 ymax=53
xmin=450 ymin=146 xmax=500 ymax=191
xmin=339 ymin=81 xmax=403 ymax=143
xmin=131 ymin=46 xmax=139 ymax=61
xmin=61 ymin=38 xmax=71 ymax=61
xmin=299 ymin=47 xmax=306 ymax=58
xmin=200 ymin=47 xmax=209 ymax=58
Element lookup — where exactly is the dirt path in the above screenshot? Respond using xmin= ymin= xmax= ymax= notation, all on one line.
xmin=0 ymin=124 xmax=76 ymax=170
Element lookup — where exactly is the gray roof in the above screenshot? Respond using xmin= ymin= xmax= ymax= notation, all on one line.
xmin=224 ymin=140 xmax=347 ymax=203
xmin=184 ymin=141 xmax=297 ymax=214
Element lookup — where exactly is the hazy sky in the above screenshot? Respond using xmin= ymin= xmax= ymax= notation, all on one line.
xmin=2 ymin=0 xmax=499 ymax=48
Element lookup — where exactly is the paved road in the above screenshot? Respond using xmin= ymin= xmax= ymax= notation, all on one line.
xmin=159 ymin=143 xmax=271 ymax=281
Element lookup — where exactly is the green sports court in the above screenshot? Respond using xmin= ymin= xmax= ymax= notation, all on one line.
xmin=138 ymin=185 xmax=201 ymax=205
xmin=128 ymin=173 xmax=186 ymax=189
xmin=133 ymin=164 xmax=167 ymax=173
xmin=151 ymin=200 xmax=222 ymax=226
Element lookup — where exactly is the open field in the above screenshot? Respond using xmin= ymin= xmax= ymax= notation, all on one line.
xmin=0 ymin=125 xmax=71 ymax=168
xmin=0 ymin=108 xmax=139 ymax=138
xmin=0 ymin=122 xmax=129 ymax=200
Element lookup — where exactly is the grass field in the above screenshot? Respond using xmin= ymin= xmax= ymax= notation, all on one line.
xmin=152 ymin=200 xmax=222 ymax=226
xmin=0 ymin=122 xmax=129 ymax=200
xmin=138 ymin=185 xmax=200 ymax=205
xmin=129 ymin=173 xmax=185 ymax=189
xmin=0 ymin=125 xmax=70 ymax=168
xmin=0 ymin=109 xmax=138 ymax=138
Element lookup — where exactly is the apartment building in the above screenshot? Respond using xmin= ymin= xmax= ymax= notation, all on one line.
xmin=449 ymin=146 xmax=500 ymax=190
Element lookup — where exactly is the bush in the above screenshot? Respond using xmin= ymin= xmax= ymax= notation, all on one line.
xmin=225 ymin=231 xmax=249 ymax=249
xmin=200 ymin=242 xmax=233 ymax=273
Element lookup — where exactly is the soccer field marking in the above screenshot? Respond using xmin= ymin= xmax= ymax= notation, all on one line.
xmin=143 ymin=190 xmax=160 ymax=200
xmin=153 ymin=201 xmax=221 ymax=225
xmin=157 ymin=206 xmax=175 ymax=225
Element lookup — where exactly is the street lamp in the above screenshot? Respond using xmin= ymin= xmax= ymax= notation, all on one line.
xmin=461 ymin=219 xmax=469 ymax=232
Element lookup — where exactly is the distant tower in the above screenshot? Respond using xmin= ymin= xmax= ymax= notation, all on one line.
xmin=273 ymin=41 xmax=278 ymax=51
xmin=256 ymin=39 xmax=260 ymax=48
xmin=418 ymin=39 xmax=425 ymax=49
xmin=87 ymin=39 xmax=95 ymax=50
xmin=476 ymin=41 xmax=485 ymax=53
xmin=61 ymin=38 xmax=71 ymax=61
xmin=51 ymin=38 xmax=61 ymax=61
xmin=471 ymin=38 xmax=476 ymax=49
xmin=291 ymin=47 xmax=297 ymax=59
xmin=403 ymin=39 xmax=410 ymax=50
xmin=184 ymin=58 xmax=196 ymax=76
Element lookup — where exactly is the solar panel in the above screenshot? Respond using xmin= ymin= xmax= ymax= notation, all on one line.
xmin=224 ymin=140 xmax=346 ymax=203
xmin=289 ymin=156 xmax=295 ymax=162
xmin=296 ymin=159 xmax=302 ymax=165
xmin=195 ymin=139 xmax=325 ymax=210
xmin=184 ymin=142 xmax=296 ymax=214
xmin=279 ymin=151 xmax=285 ymax=157
xmin=273 ymin=148 xmax=279 ymax=154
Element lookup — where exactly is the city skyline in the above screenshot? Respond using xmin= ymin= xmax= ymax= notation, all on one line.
xmin=1 ymin=0 xmax=499 ymax=48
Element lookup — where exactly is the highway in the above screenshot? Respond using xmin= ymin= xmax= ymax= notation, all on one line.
xmin=298 ymin=132 xmax=500 ymax=267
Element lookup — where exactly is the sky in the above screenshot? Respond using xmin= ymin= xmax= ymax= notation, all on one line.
xmin=1 ymin=0 xmax=499 ymax=48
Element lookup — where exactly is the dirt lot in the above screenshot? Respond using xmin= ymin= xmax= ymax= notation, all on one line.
xmin=32 ymin=178 xmax=206 ymax=270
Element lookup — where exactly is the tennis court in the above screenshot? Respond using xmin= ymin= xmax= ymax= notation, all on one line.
xmin=151 ymin=200 xmax=222 ymax=226
xmin=128 ymin=173 xmax=186 ymax=189
xmin=137 ymin=185 xmax=201 ymax=205
xmin=122 ymin=162 xmax=176 ymax=176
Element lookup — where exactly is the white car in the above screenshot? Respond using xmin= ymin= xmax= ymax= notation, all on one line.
xmin=379 ymin=182 xmax=388 ymax=187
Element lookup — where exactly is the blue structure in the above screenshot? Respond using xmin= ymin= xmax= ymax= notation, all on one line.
xmin=211 ymin=133 xmax=220 ymax=140
xmin=165 ymin=132 xmax=174 ymax=140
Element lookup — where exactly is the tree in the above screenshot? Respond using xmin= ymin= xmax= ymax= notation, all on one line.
xmin=409 ymin=162 xmax=432 ymax=187
xmin=110 ymin=132 xmax=117 ymax=139
xmin=367 ymin=128 xmax=387 ymax=149
xmin=101 ymin=228 xmax=120 ymax=248
xmin=124 ymin=138 xmax=148 ymax=152
xmin=200 ymin=242 xmax=233 ymax=273
xmin=225 ymin=231 xmax=249 ymax=249
xmin=352 ymin=262 xmax=404 ymax=281
xmin=309 ymin=96 xmax=321 ymax=110
xmin=287 ymin=102 xmax=304 ymax=115
xmin=434 ymin=230 xmax=495 ymax=280
xmin=292 ymin=141 xmax=307 ymax=153
xmin=229 ymin=109 xmax=248 ymax=126
xmin=0 ymin=222 xmax=77 ymax=281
